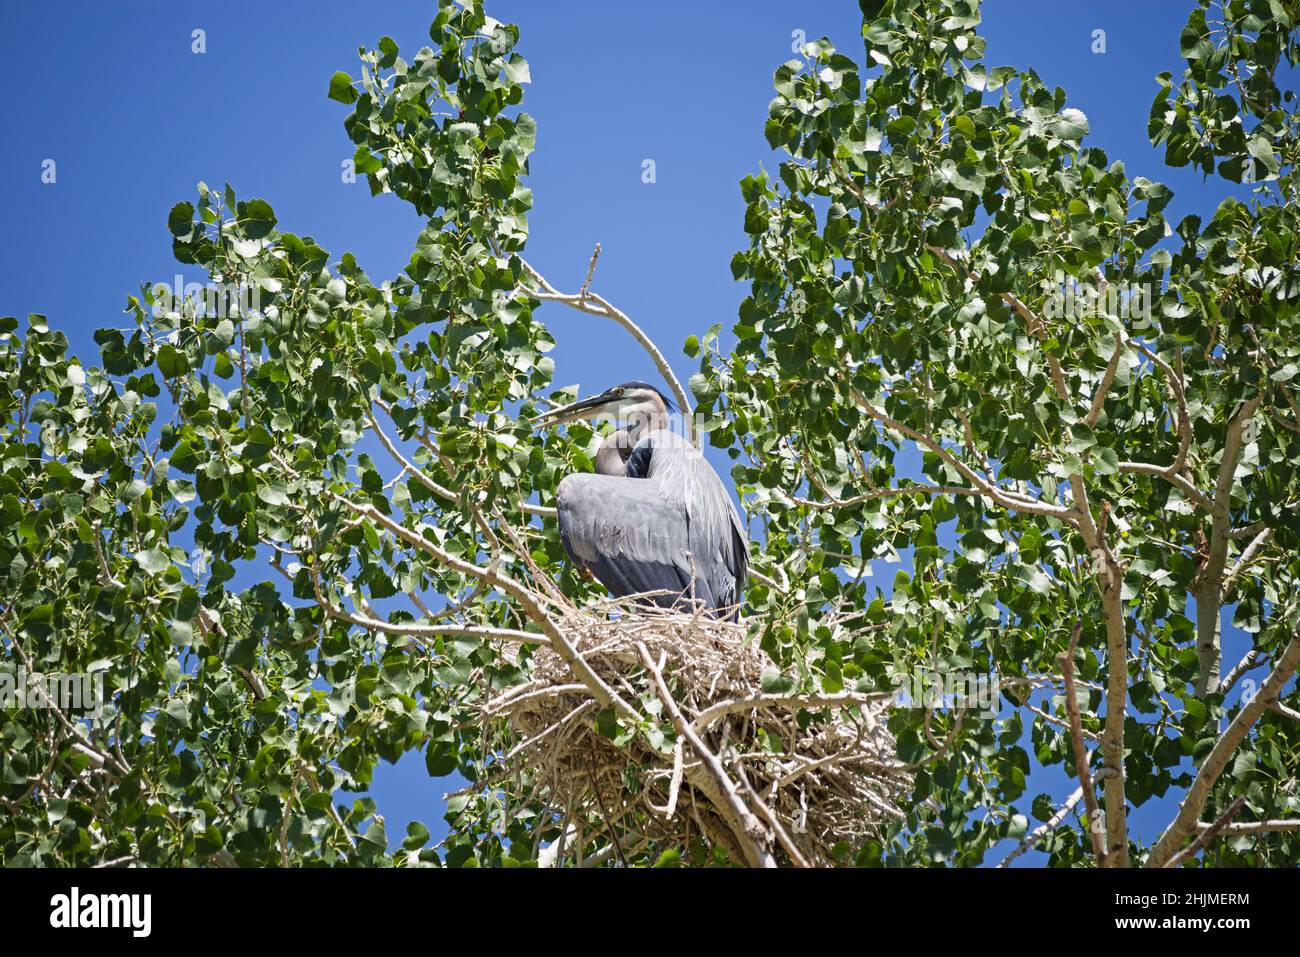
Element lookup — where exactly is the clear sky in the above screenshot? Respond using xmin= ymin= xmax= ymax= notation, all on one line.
xmin=0 ymin=1 xmax=1260 ymax=864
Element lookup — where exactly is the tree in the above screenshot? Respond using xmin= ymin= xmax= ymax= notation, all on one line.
xmin=1 ymin=0 xmax=1297 ymax=867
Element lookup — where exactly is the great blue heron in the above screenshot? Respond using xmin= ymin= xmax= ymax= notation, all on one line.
xmin=534 ymin=381 xmax=749 ymax=620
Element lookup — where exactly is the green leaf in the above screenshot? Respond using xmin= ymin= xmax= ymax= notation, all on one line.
xmin=402 ymin=821 xmax=430 ymax=850
xmin=328 ymin=71 xmax=358 ymax=104
xmin=257 ymin=483 xmax=290 ymax=507
xmin=134 ymin=548 xmax=171 ymax=575
xmin=1055 ymin=108 xmax=1089 ymax=140
xmin=168 ymin=202 xmax=195 ymax=238
xmin=761 ymin=668 xmax=795 ymax=694
xmin=1093 ymin=447 xmax=1119 ymax=475
xmin=240 ymin=199 xmax=277 ymax=239
xmin=156 ymin=344 xmax=189 ymax=378
xmin=1022 ymin=567 xmax=1053 ymax=595
xmin=503 ymin=54 xmax=531 ymax=85
xmin=1269 ymin=363 xmax=1297 ymax=383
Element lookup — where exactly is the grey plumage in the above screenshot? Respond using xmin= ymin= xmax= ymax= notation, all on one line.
xmin=536 ymin=383 xmax=749 ymax=620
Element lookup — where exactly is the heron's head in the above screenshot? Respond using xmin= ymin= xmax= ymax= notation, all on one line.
xmin=532 ymin=381 xmax=675 ymax=431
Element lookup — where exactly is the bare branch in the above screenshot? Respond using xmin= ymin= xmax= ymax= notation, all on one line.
xmin=1085 ymin=332 xmax=1124 ymax=427
xmin=996 ymin=774 xmax=1115 ymax=868
xmin=691 ymin=691 xmax=893 ymax=733
xmin=924 ymin=244 xmax=1070 ymax=401
xmin=1130 ymin=339 xmax=1194 ymax=476
xmin=1223 ymin=527 xmax=1272 ymax=594
xmin=1270 ymin=699 xmax=1300 ymax=722
xmin=1117 ymin=460 xmax=1216 ymax=514
xmin=848 ymin=388 xmax=1074 ymax=521
xmin=746 ymin=567 xmax=785 ymax=593
xmin=1197 ymin=818 xmax=1300 ymax=835
xmin=1060 ymin=620 xmax=1108 ymax=866
xmin=1147 ymin=626 xmax=1300 ymax=867
xmin=636 ymin=641 xmax=776 ymax=867
xmin=794 ymin=483 xmax=1006 ymax=511
xmin=370 ymin=401 xmax=554 ymax=519
xmin=321 ymin=486 xmax=640 ymax=723
xmin=734 ymin=759 xmax=811 ymax=868
xmin=1218 ymin=648 xmax=1267 ymax=695
xmin=0 ymin=618 xmax=126 ymax=776
xmin=518 ymin=256 xmax=696 ymax=446
xmin=1194 ymin=396 xmax=1264 ymax=696
xmin=578 ymin=242 xmax=601 ymax=299
xmin=998 ymin=785 xmax=1081 ymax=868
xmin=1163 ymin=796 xmax=1247 ymax=868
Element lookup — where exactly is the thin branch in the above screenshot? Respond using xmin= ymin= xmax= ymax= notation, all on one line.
xmin=578 ymin=242 xmax=601 ymax=299
xmin=1024 ymin=699 xmax=1101 ymax=743
xmin=369 ymin=401 xmax=554 ymax=519
xmin=0 ymin=619 xmax=125 ymax=776
xmin=367 ymin=406 xmax=457 ymax=502
xmin=1218 ymin=648 xmax=1267 ymax=695
xmin=1163 ymin=796 xmax=1247 ymax=868
xmin=518 ymin=256 xmax=696 ymax=447
xmin=794 ymin=483 xmax=1002 ymax=510
xmin=691 ymin=691 xmax=892 ymax=733
xmin=733 ymin=759 xmax=811 ymax=868
xmin=1118 ymin=460 xmax=1217 ymax=514
xmin=1193 ymin=396 xmax=1264 ymax=696
xmin=636 ymin=642 xmax=776 ymax=868
xmin=1130 ymin=339 xmax=1194 ymax=476
xmin=1197 ymin=818 xmax=1300 ymax=834
xmin=1060 ymin=620 xmax=1108 ymax=866
xmin=924 ymin=244 xmax=1069 ymax=400
xmin=746 ymin=567 xmax=785 ymax=593
xmin=1147 ymin=626 xmax=1300 ymax=867
xmin=313 ymin=482 xmax=640 ymax=724
xmin=1270 ymin=700 xmax=1300 ymax=722
xmin=996 ymin=773 xmax=1115 ymax=868
xmin=1223 ymin=527 xmax=1272 ymax=594
xmin=1085 ymin=332 xmax=1124 ymax=427
xmin=848 ymin=388 xmax=1074 ymax=520
xmin=297 ymin=759 xmax=354 ymax=849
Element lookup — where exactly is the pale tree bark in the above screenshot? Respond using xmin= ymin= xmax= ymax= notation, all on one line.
xmin=1147 ymin=627 xmax=1300 ymax=867
xmin=922 ymin=246 xmax=1134 ymax=864
xmin=1193 ymin=397 xmax=1262 ymax=697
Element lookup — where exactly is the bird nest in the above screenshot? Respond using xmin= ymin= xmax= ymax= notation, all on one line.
xmin=472 ymin=601 xmax=911 ymax=867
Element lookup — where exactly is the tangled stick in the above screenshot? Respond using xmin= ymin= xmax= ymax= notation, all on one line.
xmin=470 ymin=600 xmax=910 ymax=867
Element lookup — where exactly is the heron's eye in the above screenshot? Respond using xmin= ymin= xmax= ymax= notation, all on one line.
xmin=613 ymin=387 xmax=624 ymax=396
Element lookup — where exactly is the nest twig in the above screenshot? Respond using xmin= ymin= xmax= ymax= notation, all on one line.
xmin=470 ymin=600 xmax=910 ymax=867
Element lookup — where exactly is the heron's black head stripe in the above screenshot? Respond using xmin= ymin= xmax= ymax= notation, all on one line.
xmin=609 ymin=380 xmax=676 ymax=412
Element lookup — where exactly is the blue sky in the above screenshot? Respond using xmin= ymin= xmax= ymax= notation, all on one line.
xmin=0 ymin=1 xmax=1263 ymax=864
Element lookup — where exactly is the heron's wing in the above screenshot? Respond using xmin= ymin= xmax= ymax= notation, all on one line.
xmin=556 ymin=472 xmax=692 ymax=606
xmin=719 ymin=486 xmax=750 ymax=610
xmin=642 ymin=432 xmax=751 ymax=619
xmin=684 ymin=455 xmax=750 ymax=618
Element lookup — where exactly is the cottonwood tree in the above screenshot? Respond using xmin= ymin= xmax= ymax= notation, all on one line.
xmin=697 ymin=0 xmax=1300 ymax=866
xmin=2 ymin=0 xmax=1298 ymax=867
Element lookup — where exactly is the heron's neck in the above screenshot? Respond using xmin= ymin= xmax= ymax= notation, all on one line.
xmin=594 ymin=400 xmax=668 ymax=475
xmin=595 ymin=430 xmax=633 ymax=476
xmin=623 ymin=399 xmax=668 ymax=444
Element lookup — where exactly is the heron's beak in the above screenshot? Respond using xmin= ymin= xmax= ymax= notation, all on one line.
xmin=532 ymin=392 xmax=619 ymax=429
